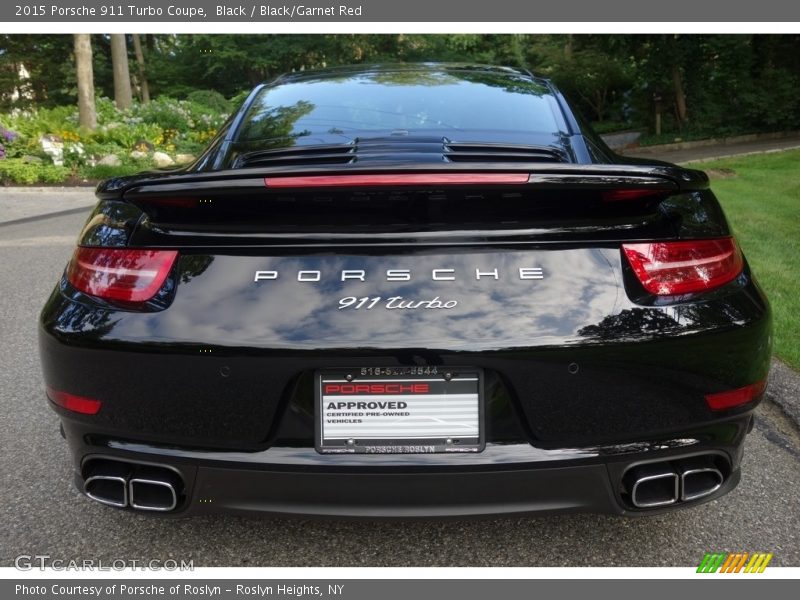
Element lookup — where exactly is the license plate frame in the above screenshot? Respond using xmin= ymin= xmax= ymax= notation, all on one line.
xmin=315 ymin=367 xmax=484 ymax=454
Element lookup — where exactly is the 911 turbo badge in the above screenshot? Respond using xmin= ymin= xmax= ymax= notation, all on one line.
xmin=39 ymin=63 xmax=771 ymax=518
xmin=338 ymin=296 xmax=458 ymax=310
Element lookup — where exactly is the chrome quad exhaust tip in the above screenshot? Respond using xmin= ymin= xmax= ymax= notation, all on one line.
xmin=83 ymin=461 xmax=131 ymax=508
xmin=622 ymin=454 xmax=730 ymax=510
xmin=677 ymin=457 xmax=724 ymax=502
xmin=625 ymin=463 xmax=680 ymax=508
xmin=81 ymin=459 xmax=183 ymax=512
xmin=128 ymin=467 xmax=182 ymax=512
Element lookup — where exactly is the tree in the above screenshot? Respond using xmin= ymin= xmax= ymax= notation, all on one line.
xmin=667 ymin=36 xmax=689 ymax=128
xmin=110 ymin=34 xmax=132 ymax=109
xmin=131 ymin=34 xmax=150 ymax=103
xmin=563 ymin=48 xmax=631 ymax=122
xmin=73 ymin=34 xmax=96 ymax=131
xmin=5 ymin=33 xmax=800 ymax=139
xmin=0 ymin=35 xmax=74 ymax=108
xmin=531 ymin=35 xmax=632 ymax=123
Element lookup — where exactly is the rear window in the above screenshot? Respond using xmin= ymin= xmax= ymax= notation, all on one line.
xmin=236 ymin=70 xmax=560 ymax=141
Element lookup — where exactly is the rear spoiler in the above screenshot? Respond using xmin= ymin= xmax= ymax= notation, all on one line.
xmin=99 ymin=162 xmax=708 ymax=201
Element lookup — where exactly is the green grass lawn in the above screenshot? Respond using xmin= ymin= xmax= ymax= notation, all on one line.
xmin=690 ymin=150 xmax=800 ymax=370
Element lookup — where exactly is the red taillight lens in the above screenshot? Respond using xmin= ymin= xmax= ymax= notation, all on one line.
xmin=601 ymin=188 xmax=665 ymax=202
xmin=67 ymin=248 xmax=178 ymax=302
xmin=705 ymin=380 xmax=767 ymax=411
xmin=46 ymin=387 xmax=102 ymax=415
xmin=622 ymin=237 xmax=743 ymax=296
xmin=263 ymin=173 xmax=530 ymax=188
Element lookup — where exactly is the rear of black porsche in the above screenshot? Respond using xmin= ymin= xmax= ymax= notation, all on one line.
xmin=39 ymin=68 xmax=771 ymax=518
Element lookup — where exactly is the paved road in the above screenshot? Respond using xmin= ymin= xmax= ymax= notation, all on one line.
xmin=623 ymin=134 xmax=800 ymax=164
xmin=0 ymin=187 xmax=96 ymax=226
xmin=1 ymin=206 xmax=799 ymax=568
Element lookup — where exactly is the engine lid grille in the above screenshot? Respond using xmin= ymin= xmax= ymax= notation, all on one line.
xmin=234 ymin=137 xmax=568 ymax=168
xmin=233 ymin=144 xmax=355 ymax=168
xmin=444 ymin=142 xmax=566 ymax=163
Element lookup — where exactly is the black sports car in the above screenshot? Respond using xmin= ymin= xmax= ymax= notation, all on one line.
xmin=39 ymin=64 xmax=771 ymax=517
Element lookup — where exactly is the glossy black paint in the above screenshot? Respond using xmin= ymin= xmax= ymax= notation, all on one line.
xmin=39 ymin=64 xmax=771 ymax=517
xmin=39 ymin=251 xmax=770 ymax=447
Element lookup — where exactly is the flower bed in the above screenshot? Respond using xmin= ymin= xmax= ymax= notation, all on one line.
xmin=0 ymin=93 xmax=230 ymax=185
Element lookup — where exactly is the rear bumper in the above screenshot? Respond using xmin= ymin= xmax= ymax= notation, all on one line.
xmin=63 ymin=417 xmax=749 ymax=518
xmin=186 ymin=457 xmax=742 ymax=519
xmin=192 ymin=463 xmax=623 ymax=518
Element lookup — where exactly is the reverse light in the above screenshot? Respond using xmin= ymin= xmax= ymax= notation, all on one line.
xmin=705 ymin=380 xmax=767 ymax=411
xmin=67 ymin=247 xmax=178 ymax=302
xmin=46 ymin=387 xmax=102 ymax=415
xmin=622 ymin=237 xmax=743 ymax=296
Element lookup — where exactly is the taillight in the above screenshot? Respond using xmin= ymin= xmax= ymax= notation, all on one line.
xmin=601 ymin=188 xmax=665 ymax=202
xmin=263 ymin=173 xmax=530 ymax=188
xmin=705 ymin=380 xmax=767 ymax=411
xmin=622 ymin=237 xmax=743 ymax=296
xmin=46 ymin=387 xmax=102 ymax=415
xmin=66 ymin=248 xmax=178 ymax=302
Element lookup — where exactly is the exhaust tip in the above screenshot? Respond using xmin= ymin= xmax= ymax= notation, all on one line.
xmin=84 ymin=476 xmax=128 ymax=507
xmin=129 ymin=468 xmax=182 ymax=512
xmin=82 ymin=459 xmax=184 ymax=512
xmin=625 ymin=464 xmax=679 ymax=508
xmin=678 ymin=459 xmax=724 ymax=502
xmin=622 ymin=454 xmax=731 ymax=510
xmin=83 ymin=461 xmax=131 ymax=508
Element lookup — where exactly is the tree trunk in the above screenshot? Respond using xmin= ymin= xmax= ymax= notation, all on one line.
xmin=594 ymin=88 xmax=607 ymax=122
xmin=671 ymin=65 xmax=688 ymax=128
xmin=73 ymin=34 xmax=97 ymax=131
xmin=565 ymin=34 xmax=574 ymax=59
xmin=131 ymin=34 xmax=150 ymax=103
xmin=110 ymin=34 xmax=133 ymax=110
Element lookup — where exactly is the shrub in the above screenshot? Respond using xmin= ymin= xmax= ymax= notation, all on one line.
xmin=229 ymin=89 xmax=251 ymax=110
xmin=91 ymin=121 xmax=164 ymax=150
xmin=132 ymin=97 xmax=227 ymax=134
xmin=187 ymin=90 xmax=232 ymax=113
xmin=1 ymin=126 xmax=20 ymax=159
xmin=94 ymin=97 xmax=120 ymax=125
xmin=135 ymin=98 xmax=193 ymax=132
xmin=0 ymin=159 xmax=70 ymax=185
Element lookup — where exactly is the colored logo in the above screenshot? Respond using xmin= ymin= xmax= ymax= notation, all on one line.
xmin=697 ymin=552 xmax=773 ymax=573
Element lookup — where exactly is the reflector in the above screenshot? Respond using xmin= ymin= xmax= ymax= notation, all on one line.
xmin=46 ymin=387 xmax=102 ymax=415
xmin=705 ymin=380 xmax=767 ymax=411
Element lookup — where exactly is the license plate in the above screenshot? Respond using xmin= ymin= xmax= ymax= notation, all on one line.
xmin=315 ymin=367 xmax=484 ymax=454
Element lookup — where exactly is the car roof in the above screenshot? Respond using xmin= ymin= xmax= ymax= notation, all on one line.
xmin=270 ymin=62 xmax=550 ymax=87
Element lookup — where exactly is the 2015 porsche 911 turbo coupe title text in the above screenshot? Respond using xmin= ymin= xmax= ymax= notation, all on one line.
xmin=39 ymin=64 xmax=771 ymax=517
